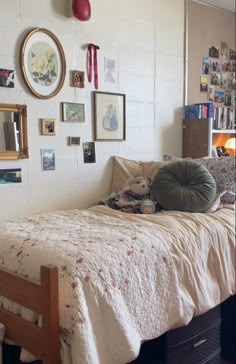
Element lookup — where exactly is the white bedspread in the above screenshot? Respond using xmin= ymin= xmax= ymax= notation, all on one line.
xmin=0 ymin=206 xmax=235 ymax=364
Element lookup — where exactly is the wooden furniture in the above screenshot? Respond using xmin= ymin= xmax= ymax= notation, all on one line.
xmin=0 ymin=265 xmax=60 ymax=364
xmin=0 ymin=265 xmax=235 ymax=364
xmin=0 ymin=103 xmax=28 ymax=160
xmin=182 ymin=118 xmax=235 ymax=158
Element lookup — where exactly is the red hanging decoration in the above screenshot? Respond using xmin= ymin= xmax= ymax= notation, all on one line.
xmin=87 ymin=43 xmax=100 ymax=90
xmin=72 ymin=0 xmax=91 ymax=21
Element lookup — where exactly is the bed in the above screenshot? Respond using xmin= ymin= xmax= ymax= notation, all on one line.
xmin=0 ymin=155 xmax=235 ymax=364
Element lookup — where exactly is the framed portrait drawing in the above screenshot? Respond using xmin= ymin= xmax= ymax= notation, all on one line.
xmin=62 ymin=102 xmax=85 ymax=122
xmin=94 ymin=91 xmax=126 ymax=141
xmin=20 ymin=28 xmax=66 ymax=99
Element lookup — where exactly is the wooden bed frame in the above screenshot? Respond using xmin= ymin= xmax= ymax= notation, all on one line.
xmin=0 ymin=265 xmax=60 ymax=364
xmin=0 ymin=265 xmax=235 ymax=364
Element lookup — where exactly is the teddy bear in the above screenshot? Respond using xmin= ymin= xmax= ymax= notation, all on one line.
xmin=103 ymin=176 xmax=157 ymax=214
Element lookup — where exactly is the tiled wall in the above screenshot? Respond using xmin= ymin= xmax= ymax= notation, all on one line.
xmin=0 ymin=0 xmax=184 ymax=219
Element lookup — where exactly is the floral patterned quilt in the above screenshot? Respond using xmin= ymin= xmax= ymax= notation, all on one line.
xmin=0 ymin=205 xmax=235 ymax=364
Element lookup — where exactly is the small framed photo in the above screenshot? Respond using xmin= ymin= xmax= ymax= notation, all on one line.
xmin=94 ymin=91 xmax=126 ymax=141
xmin=68 ymin=136 xmax=80 ymax=146
xmin=83 ymin=142 xmax=96 ymax=163
xmin=41 ymin=118 xmax=56 ymax=135
xmin=62 ymin=102 xmax=85 ymax=122
xmin=41 ymin=149 xmax=56 ymax=171
xmin=72 ymin=70 xmax=85 ymax=88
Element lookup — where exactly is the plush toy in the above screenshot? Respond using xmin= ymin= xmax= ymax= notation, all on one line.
xmin=103 ymin=176 xmax=157 ymax=214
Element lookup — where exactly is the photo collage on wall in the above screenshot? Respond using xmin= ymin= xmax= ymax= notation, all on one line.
xmin=201 ymin=42 xmax=236 ymax=107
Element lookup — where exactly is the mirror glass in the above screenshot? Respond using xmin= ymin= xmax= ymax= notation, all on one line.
xmin=0 ymin=104 xmax=28 ymax=160
xmin=0 ymin=111 xmax=20 ymax=152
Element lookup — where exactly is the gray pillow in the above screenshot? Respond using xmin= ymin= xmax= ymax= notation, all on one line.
xmin=152 ymin=160 xmax=217 ymax=213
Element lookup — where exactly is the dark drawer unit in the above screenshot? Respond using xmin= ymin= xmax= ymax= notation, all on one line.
xmin=134 ymin=305 xmax=221 ymax=364
xmin=221 ymin=295 xmax=236 ymax=362
xmin=156 ymin=320 xmax=221 ymax=364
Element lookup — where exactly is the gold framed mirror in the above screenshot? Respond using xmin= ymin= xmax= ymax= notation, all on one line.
xmin=0 ymin=104 xmax=28 ymax=160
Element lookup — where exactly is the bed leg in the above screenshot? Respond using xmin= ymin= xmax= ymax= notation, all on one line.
xmin=40 ymin=265 xmax=60 ymax=364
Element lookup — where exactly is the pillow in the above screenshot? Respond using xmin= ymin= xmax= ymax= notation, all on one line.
xmin=152 ymin=160 xmax=217 ymax=213
xmin=194 ymin=156 xmax=235 ymax=204
xmin=163 ymin=155 xmax=235 ymax=204
xmin=111 ymin=156 xmax=163 ymax=192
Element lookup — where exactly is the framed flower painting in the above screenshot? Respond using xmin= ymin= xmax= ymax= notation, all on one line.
xmin=20 ymin=28 xmax=66 ymax=99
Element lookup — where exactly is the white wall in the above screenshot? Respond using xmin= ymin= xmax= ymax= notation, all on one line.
xmin=0 ymin=0 xmax=184 ymax=220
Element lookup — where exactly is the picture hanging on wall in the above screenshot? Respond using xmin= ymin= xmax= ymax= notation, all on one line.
xmin=200 ymin=75 xmax=208 ymax=92
xmin=210 ymin=73 xmax=220 ymax=86
xmin=94 ymin=91 xmax=126 ymax=141
xmin=214 ymin=90 xmax=224 ymax=103
xmin=104 ymin=57 xmax=116 ymax=83
xmin=209 ymin=46 xmax=219 ymax=59
xmin=41 ymin=118 xmax=56 ymax=135
xmin=0 ymin=68 xmax=14 ymax=88
xmin=68 ymin=136 xmax=80 ymax=146
xmin=41 ymin=149 xmax=56 ymax=171
xmin=72 ymin=70 xmax=85 ymax=88
xmin=208 ymin=85 xmax=215 ymax=101
xmin=0 ymin=168 xmax=21 ymax=184
xmin=62 ymin=102 xmax=85 ymax=122
xmin=220 ymin=41 xmax=228 ymax=60
xmin=20 ymin=28 xmax=66 ymax=99
xmin=202 ymin=56 xmax=210 ymax=74
xmin=83 ymin=142 xmax=95 ymax=163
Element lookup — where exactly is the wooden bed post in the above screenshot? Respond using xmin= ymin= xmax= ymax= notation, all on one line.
xmin=40 ymin=265 xmax=60 ymax=364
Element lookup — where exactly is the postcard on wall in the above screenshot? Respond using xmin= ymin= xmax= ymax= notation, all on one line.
xmin=229 ymin=49 xmax=236 ymax=61
xmin=0 ymin=68 xmax=14 ymax=88
xmin=208 ymin=85 xmax=215 ymax=102
xmin=210 ymin=73 xmax=220 ymax=86
xmin=104 ymin=57 xmax=116 ymax=83
xmin=200 ymin=75 xmax=208 ymax=92
xmin=214 ymin=90 xmax=224 ymax=103
xmin=209 ymin=46 xmax=219 ymax=59
xmin=41 ymin=149 xmax=56 ymax=171
xmin=0 ymin=168 xmax=22 ymax=184
xmin=220 ymin=73 xmax=228 ymax=89
xmin=210 ymin=59 xmax=221 ymax=73
xmin=83 ymin=142 xmax=96 ymax=163
xmin=222 ymin=60 xmax=230 ymax=72
xmin=224 ymin=90 xmax=232 ymax=107
xmin=228 ymin=73 xmax=236 ymax=90
xmin=220 ymin=41 xmax=228 ymax=61
xmin=202 ymin=56 xmax=210 ymax=74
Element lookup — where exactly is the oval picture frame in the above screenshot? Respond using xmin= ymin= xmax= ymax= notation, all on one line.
xmin=20 ymin=28 xmax=66 ymax=99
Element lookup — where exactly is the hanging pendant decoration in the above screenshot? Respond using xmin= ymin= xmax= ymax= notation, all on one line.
xmin=87 ymin=43 xmax=100 ymax=90
xmin=72 ymin=0 xmax=91 ymax=21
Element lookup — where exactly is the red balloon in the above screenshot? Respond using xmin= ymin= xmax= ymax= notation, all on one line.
xmin=72 ymin=0 xmax=91 ymax=21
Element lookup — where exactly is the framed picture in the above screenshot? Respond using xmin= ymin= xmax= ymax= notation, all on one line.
xmin=20 ymin=28 xmax=66 ymax=99
xmin=68 ymin=136 xmax=80 ymax=146
xmin=83 ymin=142 xmax=96 ymax=163
xmin=41 ymin=149 xmax=55 ymax=171
xmin=62 ymin=102 xmax=85 ymax=122
xmin=94 ymin=91 xmax=126 ymax=141
xmin=41 ymin=118 xmax=56 ymax=135
xmin=72 ymin=70 xmax=84 ymax=88
xmin=0 ymin=168 xmax=22 ymax=184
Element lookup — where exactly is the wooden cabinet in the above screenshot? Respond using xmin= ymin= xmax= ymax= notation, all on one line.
xmin=182 ymin=118 xmax=235 ymax=158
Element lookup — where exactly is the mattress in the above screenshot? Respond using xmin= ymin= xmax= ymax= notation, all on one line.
xmin=0 ymin=206 xmax=235 ymax=364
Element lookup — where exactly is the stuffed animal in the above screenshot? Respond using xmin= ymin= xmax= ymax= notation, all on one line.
xmin=103 ymin=176 xmax=157 ymax=214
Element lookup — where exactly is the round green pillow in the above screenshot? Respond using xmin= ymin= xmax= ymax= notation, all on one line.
xmin=152 ymin=160 xmax=216 ymax=213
